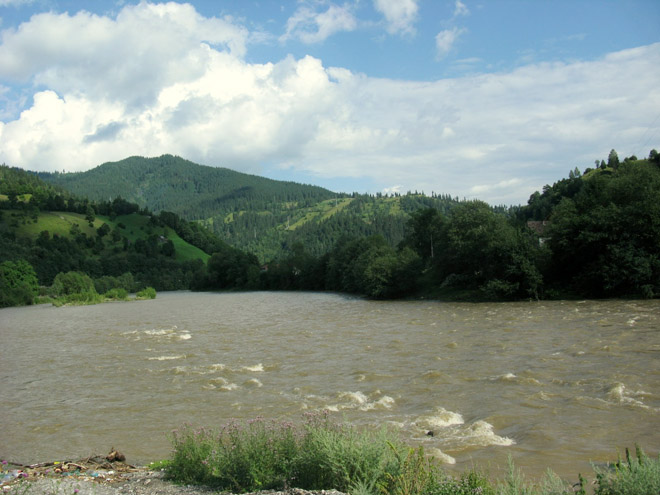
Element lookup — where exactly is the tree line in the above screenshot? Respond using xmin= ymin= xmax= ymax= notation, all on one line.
xmin=2 ymin=149 xmax=659 ymax=307
xmin=200 ymin=150 xmax=660 ymax=301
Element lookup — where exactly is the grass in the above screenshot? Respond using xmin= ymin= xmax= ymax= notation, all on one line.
xmin=0 ymin=209 xmax=210 ymax=263
xmin=166 ymin=415 xmax=660 ymax=495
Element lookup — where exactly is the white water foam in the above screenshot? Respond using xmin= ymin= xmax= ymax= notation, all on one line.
xmin=148 ymin=355 xmax=186 ymax=361
xmin=412 ymin=409 xmax=514 ymax=451
xmin=416 ymin=407 xmax=464 ymax=430
xmin=460 ymin=420 xmax=515 ymax=447
xmin=144 ymin=326 xmax=177 ymax=336
xmin=607 ymin=382 xmax=652 ymax=409
xmin=427 ymin=447 xmax=456 ymax=465
xmin=490 ymin=373 xmax=542 ymax=385
xmin=322 ymin=391 xmax=396 ymax=412
xmin=243 ymin=363 xmax=265 ymax=372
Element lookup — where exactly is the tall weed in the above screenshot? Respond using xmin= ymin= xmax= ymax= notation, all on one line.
xmin=166 ymin=413 xmax=402 ymax=493
xmin=593 ymin=446 xmax=660 ymax=495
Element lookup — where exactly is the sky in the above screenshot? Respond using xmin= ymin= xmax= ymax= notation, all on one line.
xmin=0 ymin=1 xmax=659 ymax=205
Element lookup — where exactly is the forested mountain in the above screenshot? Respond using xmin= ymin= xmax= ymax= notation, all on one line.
xmin=39 ymin=155 xmax=335 ymax=216
xmin=39 ymin=155 xmax=460 ymax=261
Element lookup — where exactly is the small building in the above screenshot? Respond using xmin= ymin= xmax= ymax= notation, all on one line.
xmin=527 ymin=220 xmax=551 ymax=245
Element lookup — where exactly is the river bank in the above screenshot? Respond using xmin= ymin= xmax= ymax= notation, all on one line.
xmin=3 ymin=469 xmax=347 ymax=495
xmin=1 ymin=454 xmax=347 ymax=495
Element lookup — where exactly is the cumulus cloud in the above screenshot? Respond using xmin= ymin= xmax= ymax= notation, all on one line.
xmin=373 ymin=0 xmax=418 ymax=35
xmin=0 ymin=2 xmax=248 ymax=108
xmin=281 ymin=3 xmax=357 ymax=43
xmin=0 ymin=2 xmax=659 ymax=205
xmin=436 ymin=27 xmax=466 ymax=59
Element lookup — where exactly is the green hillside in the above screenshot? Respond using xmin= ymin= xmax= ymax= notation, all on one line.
xmin=3 ymin=210 xmax=209 ymax=264
xmin=39 ymin=155 xmax=460 ymax=261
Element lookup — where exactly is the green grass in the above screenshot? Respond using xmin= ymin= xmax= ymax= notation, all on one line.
xmin=318 ymin=197 xmax=353 ymax=221
xmin=4 ymin=210 xmax=97 ymax=239
xmin=1 ymin=210 xmax=209 ymax=263
xmin=165 ymin=416 xmax=659 ymax=495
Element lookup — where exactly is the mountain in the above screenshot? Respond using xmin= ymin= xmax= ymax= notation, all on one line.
xmin=40 ymin=155 xmax=461 ymax=261
xmin=38 ymin=154 xmax=335 ymax=217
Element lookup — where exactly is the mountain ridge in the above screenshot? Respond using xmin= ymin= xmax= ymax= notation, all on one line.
xmin=39 ymin=155 xmax=460 ymax=261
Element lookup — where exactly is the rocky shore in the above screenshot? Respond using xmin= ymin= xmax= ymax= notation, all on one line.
xmin=1 ymin=454 xmax=347 ymax=495
xmin=4 ymin=470 xmax=346 ymax=495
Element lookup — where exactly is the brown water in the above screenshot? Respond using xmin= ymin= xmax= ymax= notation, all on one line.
xmin=1 ymin=292 xmax=658 ymax=481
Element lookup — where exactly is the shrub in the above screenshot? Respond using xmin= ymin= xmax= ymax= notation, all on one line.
xmin=104 ymin=288 xmax=129 ymax=300
xmin=51 ymin=271 xmax=96 ymax=296
xmin=166 ymin=413 xmax=403 ymax=494
xmin=0 ymin=260 xmax=39 ymax=307
xmin=593 ymin=447 xmax=660 ymax=495
xmin=136 ymin=286 xmax=157 ymax=299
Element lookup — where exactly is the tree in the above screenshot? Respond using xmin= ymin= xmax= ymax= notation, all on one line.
xmin=404 ymin=208 xmax=444 ymax=261
xmin=161 ymin=239 xmax=176 ymax=257
xmin=546 ymin=161 xmax=660 ymax=297
xmin=0 ymin=260 xmax=39 ymax=307
xmin=96 ymin=223 xmax=111 ymax=238
xmin=85 ymin=205 xmax=96 ymax=226
xmin=607 ymin=149 xmax=620 ymax=169
xmin=650 ymin=149 xmax=659 ymax=165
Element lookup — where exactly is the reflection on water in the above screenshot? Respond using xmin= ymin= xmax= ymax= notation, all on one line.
xmin=1 ymin=292 xmax=658 ymax=480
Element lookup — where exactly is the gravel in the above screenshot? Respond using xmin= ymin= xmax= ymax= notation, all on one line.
xmin=2 ymin=470 xmax=348 ymax=495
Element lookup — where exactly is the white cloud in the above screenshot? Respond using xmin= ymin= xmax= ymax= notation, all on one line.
xmin=436 ymin=27 xmax=465 ymax=59
xmin=383 ymin=185 xmax=403 ymax=195
xmin=373 ymin=0 xmax=418 ymax=35
xmin=0 ymin=0 xmax=34 ymax=6
xmin=0 ymin=3 xmax=248 ymax=108
xmin=281 ymin=3 xmax=357 ymax=44
xmin=0 ymin=2 xmax=659 ymax=205
xmin=453 ymin=0 xmax=470 ymax=17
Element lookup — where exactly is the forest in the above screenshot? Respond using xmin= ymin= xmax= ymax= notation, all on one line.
xmin=1 ymin=149 xmax=659 ymax=307
xmin=38 ymin=155 xmax=462 ymax=261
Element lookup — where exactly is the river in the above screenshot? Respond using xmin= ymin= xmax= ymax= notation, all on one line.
xmin=1 ymin=291 xmax=658 ymax=481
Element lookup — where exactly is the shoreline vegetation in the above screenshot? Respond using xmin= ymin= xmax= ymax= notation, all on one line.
xmin=2 ymin=415 xmax=659 ymax=495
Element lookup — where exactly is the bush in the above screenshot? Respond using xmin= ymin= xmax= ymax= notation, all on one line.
xmin=136 ymin=286 xmax=157 ymax=299
xmin=51 ymin=271 xmax=96 ymax=296
xmin=49 ymin=271 xmax=103 ymax=306
xmin=104 ymin=288 xmax=129 ymax=300
xmin=165 ymin=417 xmax=657 ymax=495
xmin=593 ymin=447 xmax=660 ymax=495
xmin=0 ymin=260 xmax=39 ymax=307
xmin=51 ymin=290 xmax=103 ymax=307
xmin=167 ymin=413 xmax=404 ymax=494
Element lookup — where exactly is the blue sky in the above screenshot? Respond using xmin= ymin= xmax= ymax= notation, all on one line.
xmin=1 ymin=0 xmax=659 ymax=204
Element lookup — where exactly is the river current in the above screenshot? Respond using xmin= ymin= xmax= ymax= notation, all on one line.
xmin=1 ymin=292 xmax=658 ymax=480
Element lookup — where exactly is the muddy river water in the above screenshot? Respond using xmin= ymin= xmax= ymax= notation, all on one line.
xmin=1 ymin=291 xmax=658 ymax=481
